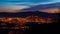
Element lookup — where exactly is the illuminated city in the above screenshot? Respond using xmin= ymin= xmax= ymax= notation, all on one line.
xmin=0 ymin=16 xmax=58 ymax=27
xmin=0 ymin=0 xmax=59 ymax=34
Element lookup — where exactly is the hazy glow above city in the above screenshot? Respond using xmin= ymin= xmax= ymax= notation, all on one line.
xmin=0 ymin=0 xmax=60 ymax=13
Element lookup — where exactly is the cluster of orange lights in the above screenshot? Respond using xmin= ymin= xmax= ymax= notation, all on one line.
xmin=0 ymin=16 xmax=57 ymax=24
xmin=0 ymin=16 xmax=58 ymax=29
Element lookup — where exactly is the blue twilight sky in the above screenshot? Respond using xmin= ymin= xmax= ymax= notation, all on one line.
xmin=0 ymin=0 xmax=60 ymax=10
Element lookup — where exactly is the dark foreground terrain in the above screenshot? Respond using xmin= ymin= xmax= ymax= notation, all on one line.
xmin=0 ymin=21 xmax=59 ymax=34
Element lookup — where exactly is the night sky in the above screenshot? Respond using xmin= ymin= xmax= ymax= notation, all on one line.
xmin=0 ymin=0 xmax=60 ymax=12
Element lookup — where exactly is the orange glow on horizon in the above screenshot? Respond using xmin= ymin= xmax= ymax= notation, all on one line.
xmin=0 ymin=8 xmax=60 ymax=13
